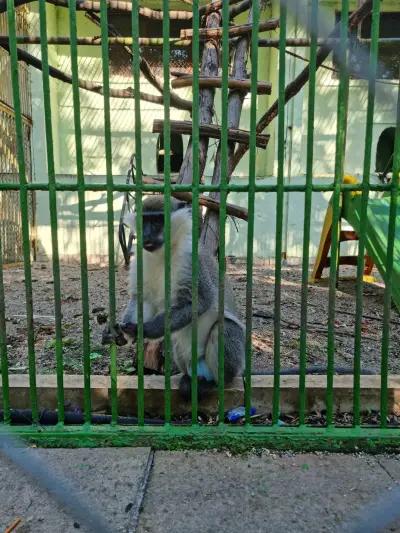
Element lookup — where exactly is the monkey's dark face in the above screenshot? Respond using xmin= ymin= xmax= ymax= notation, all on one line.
xmin=142 ymin=211 xmax=164 ymax=252
xmin=140 ymin=200 xmax=189 ymax=253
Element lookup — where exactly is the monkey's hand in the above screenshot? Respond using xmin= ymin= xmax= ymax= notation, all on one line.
xmin=101 ymin=323 xmax=129 ymax=346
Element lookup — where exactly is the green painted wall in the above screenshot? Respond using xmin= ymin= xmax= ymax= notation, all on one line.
xmin=29 ymin=0 xmax=400 ymax=261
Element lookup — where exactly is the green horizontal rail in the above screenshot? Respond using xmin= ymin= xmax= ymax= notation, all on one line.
xmin=0 ymin=183 xmax=393 ymax=193
xmin=7 ymin=425 xmax=400 ymax=452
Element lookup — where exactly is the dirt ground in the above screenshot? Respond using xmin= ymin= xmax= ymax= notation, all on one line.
xmin=2 ymin=258 xmax=400 ymax=375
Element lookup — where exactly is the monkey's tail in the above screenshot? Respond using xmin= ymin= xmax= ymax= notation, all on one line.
xmin=250 ymin=365 xmax=376 ymax=376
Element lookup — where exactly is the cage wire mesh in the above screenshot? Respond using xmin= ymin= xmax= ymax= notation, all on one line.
xmin=0 ymin=8 xmax=33 ymax=264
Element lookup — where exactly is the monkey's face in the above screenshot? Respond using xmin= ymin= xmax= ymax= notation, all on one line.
xmin=142 ymin=212 xmax=165 ymax=252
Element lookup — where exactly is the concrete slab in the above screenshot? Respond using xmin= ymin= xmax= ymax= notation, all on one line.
xmin=139 ymin=451 xmax=400 ymax=533
xmin=0 ymin=447 xmax=151 ymax=532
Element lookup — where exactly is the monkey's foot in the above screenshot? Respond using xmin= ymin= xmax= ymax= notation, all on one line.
xmin=178 ymin=374 xmax=216 ymax=402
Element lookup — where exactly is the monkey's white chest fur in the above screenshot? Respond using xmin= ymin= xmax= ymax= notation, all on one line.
xmin=128 ymin=211 xmax=193 ymax=320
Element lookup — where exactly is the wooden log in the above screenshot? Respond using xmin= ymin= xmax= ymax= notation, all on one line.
xmin=258 ymin=37 xmax=343 ymax=47
xmin=200 ymin=7 xmax=254 ymax=254
xmin=0 ymin=35 xmax=192 ymax=47
xmin=0 ymin=0 xmax=193 ymax=18
xmin=171 ymin=75 xmax=272 ymax=95
xmin=198 ymin=0 xmax=251 ymax=19
xmin=199 ymin=0 xmax=242 ymax=16
xmin=229 ymin=0 xmax=251 ymax=19
xmin=153 ymin=119 xmax=270 ymax=149
xmin=142 ymin=176 xmax=248 ymax=221
xmin=181 ymin=18 xmax=279 ymax=40
xmin=177 ymin=10 xmax=221 ymax=185
xmin=170 ymin=69 xmax=191 ymax=77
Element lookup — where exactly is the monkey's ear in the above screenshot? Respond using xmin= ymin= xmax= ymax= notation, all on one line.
xmin=123 ymin=212 xmax=136 ymax=231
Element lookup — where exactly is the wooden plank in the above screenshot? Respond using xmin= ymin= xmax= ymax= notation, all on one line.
xmin=2 ymin=374 xmax=400 ymax=418
xmin=142 ymin=175 xmax=248 ymax=221
xmin=171 ymin=75 xmax=272 ymax=95
xmin=181 ymin=18 xmax=279 ymax=40
xmin=153 ymin=119 xmax=270 ymax=149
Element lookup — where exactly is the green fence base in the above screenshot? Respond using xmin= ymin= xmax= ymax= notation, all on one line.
xmin=4 ymin=424 xmax=400 ymax=453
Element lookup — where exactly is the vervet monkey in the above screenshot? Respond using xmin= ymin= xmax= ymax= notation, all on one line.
xmin=102 ymin=195 xmax=245 ymax=400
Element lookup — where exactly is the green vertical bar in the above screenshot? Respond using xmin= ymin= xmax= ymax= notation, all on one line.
xmin=327 ymin=0 xmax=350 ymax=427
xmin=272 ymin=0 xmax=286 ymax=426
xmin=0 ymin=236 xmax=10 ymax=424
xmin=380 ymin=84 xmax=400 ymax=427
xmin=191 ymin=0 xmax=200 ymax=424
xmin=38 ymin=0 xmax=64 ymax=424
xmin=131 ymin=0 xmax=144 ymax=426
xmin=353 ymin=0 xmax=380 ymax=427
xmin=162 ymin=0 xmax=172 ymax=424
xmin=100 ymin=0 xmax=118 ymax=425
xmin=6 ymin=0 xmax=38 ymax=424
xmin=68 ymin=0 xmax=92 ymax=423
xmin=217 ymin=0 xmax=230 ymax=422
xmin=244 ymin=0 xmax=260 ymax=423
xmin=299 ymin=0 xmax=318 ymax=426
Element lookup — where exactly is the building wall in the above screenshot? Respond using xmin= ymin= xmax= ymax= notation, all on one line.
xmin=29 ymin=1 xmax=399 ymax=262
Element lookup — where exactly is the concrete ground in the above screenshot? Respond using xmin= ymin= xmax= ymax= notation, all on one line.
xmin=1 ymin=447 xmax=400 ymax=533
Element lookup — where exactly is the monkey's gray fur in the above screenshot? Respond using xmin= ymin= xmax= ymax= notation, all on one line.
xmin=103 ymin=195 xmax=245 ymax=400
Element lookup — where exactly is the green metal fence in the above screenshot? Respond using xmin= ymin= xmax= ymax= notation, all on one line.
xmin=1 ymin=0 xmax=400 ymax=451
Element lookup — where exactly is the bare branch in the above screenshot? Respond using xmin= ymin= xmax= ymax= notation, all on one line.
xmin=0 ymin=0 xmax=193 ymax=18
xmin=181 ymin=18 xmax=279 ymax=40
xmin=85 ymin=11 xmax=192 ymax=112
xmin=199 ymin=0 xmax=244 ymax=16
xmin=229 ymin=0 xmax=251 ymax=19
xmin=153 ymin=119 xmax=270 ymax=148
xmin=177 ymin=10 xmax=221 ymax=185
xmin=0 ymin=35 xmax=192 ymax=46
xmin=200 ymin=7 xmax=254 ymax=254
xmin=171 ymin=75 xmax=272 ymax=94
xmin=232 ymin=0 xmax=374 ymax=171
xmin=142 ymin=177 xmax=248 ymax=221
xmin=0 ymin=42 xmax=167 ymax=105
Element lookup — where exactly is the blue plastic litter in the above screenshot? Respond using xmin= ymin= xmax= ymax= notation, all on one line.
xmin=226 ymin=406 xmax=256 ymax=422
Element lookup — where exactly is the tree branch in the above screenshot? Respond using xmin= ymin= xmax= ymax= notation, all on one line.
xmin=143 ymin=177 xmax=248 ymax=221
xmin=0 ymin=35 xmax=192 ymax=47
xmin=171 ymin=75 xmax=272 ymax=94
xmin=181 ymin=18 xmax=279 ymax=40
xmin=177 ymin=10 xmax=222 ymax=185
xmin=232 ymin=0 xmax=374 ymax=171
xmin=85 ymin=11 xmax=192 ymax=112
xmin=200 ymin=6 xmax=254 ymax=254
xmin=0 ymin=0 xmax=193 ymax=18
xmin=0 ymin=42 xmax=173 ymax=106
xmin=199 ymin=0 xmax=245 ymax=16
xmin=153 ymin=119 xmax=270 ymax=148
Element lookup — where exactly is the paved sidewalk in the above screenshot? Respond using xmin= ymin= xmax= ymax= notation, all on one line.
xmin=1 ymin=448 xmax=400 ymax=532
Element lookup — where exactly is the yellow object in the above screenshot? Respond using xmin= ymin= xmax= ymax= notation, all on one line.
xmin=310 ymin=173 xmax=374 ymax=283
xmin=310 ymin=203 xmax=333 ymax=283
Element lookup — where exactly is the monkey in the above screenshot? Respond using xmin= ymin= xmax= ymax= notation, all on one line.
xmin=102 ymin=194 xmax=245 ymax=401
